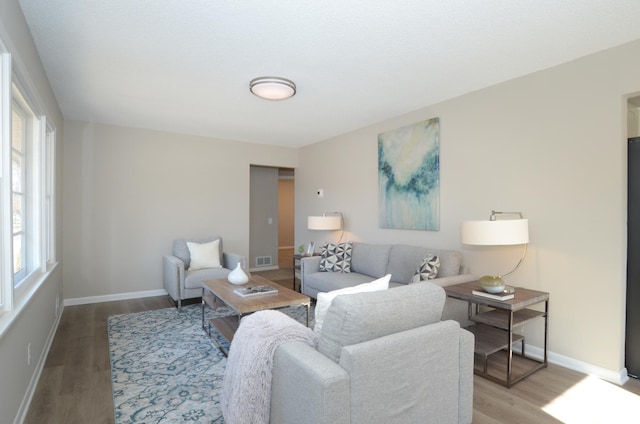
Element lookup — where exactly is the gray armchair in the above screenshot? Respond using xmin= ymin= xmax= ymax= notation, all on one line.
xmin=270 ymin=282 xmax=474 ymax=424
xmin=162 ymin=236 xmax=245 ymax=308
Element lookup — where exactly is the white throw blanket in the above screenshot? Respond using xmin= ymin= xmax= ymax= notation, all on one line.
xmin=221 ymin=310 xmax=318 ymax=424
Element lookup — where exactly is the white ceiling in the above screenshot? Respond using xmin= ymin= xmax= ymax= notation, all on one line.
xmin=18 ymin=0 xmax=640 ymax=147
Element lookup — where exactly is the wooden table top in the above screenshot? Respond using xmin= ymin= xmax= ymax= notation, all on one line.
xmin=202 ymin=274 xmax=310 ymax=315
xmin=443 ymin=280 xmax=549 ymax=311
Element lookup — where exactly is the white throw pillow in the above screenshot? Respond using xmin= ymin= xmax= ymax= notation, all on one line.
xmin=314 ymin=274 xmax=391 ymax=334
xmin=187 ymin=239 xmax=221 ymax=270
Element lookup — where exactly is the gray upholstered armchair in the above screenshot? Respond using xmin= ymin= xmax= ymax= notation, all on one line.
xmin=162 ymin=236 xmax=245 ymax=308
xmin=269 ymin=282 xmax=474 ymax=424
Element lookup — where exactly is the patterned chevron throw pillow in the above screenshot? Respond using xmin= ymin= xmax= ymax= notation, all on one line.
xmin=411 ymin=254 xmax=440 ymax=283
xmin=319 ymin=242 xmax=353 ymax=273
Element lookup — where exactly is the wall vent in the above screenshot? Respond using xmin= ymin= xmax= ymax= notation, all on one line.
xmin=256 ymin=256 xmax=272 ymax=267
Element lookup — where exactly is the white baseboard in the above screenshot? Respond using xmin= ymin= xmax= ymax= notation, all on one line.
xmin=64 ymin=289 xmax=168 ymax=306
xmin=14 ymin=302 xmax=64 ymax=424
xmin=516 ymin=343 xmax=629 ymax=386
xmin=248 ymin=266 xmax=279 ymax=272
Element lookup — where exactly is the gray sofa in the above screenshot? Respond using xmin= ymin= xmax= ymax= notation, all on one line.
xmin=301 ymin=242 xmax=476 ymax=323
xmin=162 ymin=236 xmax=245 ymax=308
xmin=270 ymin=281 xmax=474 ymax=424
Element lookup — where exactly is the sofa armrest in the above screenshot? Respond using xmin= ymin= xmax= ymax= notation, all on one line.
xmin=459 ymin=328 xmax=474 ymax=424
xmin=163 ymin=255 xmax=185 ymax=301
xmin=300 ymin=256 xmax=322 ymax=294
xmin=429 ymin=274 xmax=477 ymax=325
xmin=301 ymin=256 xmax=321 ymax=276
xmin=431 ymin=273 xmax=477 ymax=288
xmin=222 ymin=252 xmax=246 ymax=270
xmin=271 ymin=341 xmax=350 ymax=424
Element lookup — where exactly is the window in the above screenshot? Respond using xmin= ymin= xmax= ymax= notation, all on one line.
xmin=10 ymin=84 xmax=43 ymax=290
xmin=0 ymin=51 xmax=8 ymax=311
xmin=11 ymin=103 xmax=27 ymax=283
xmin=44 ymin=126 xmax=55 ymax=266
xmin=0 ymin=42 xmax=56 ymax=322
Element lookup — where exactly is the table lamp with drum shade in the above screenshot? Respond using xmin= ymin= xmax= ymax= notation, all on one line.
xmin=306 ymin=213 xmax=344 ymax=254
xmin=461 ymin=210 xmax=529 ymax=293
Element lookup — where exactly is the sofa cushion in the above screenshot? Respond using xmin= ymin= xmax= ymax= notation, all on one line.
xmin=386 ymin=245 xmax=461 ymax=283
xmin=187 ymin=239 xmax=222 ymax=270
xmin=433 ymin=249 xmax=462 ymax=278
xmin=173 ymin=236 xmax=223 ymax=269
xmin=303 ymin=271 xmax=376 ymax=296
xmin=318 ymin=282 xmax=445 ymax=363
xmin=411 ymin=254 xmax=440 ymax=283
xmin=350 ymin=243 xmax=391 ymax=278
xmin=314 ymin=274 xmax=391 ymax=334
xmin=319 ymin=242 xmax=353 ymax=272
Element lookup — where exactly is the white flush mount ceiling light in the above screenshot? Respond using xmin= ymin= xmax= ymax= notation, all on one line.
xmin=249 ymin=76 xmax=296 ymax=100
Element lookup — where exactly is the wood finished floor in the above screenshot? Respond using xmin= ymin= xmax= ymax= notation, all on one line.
xmin=25 ymin=295 xmax=174 ymax=424
xmin=25 ymin=283 xmax=640 ymax=423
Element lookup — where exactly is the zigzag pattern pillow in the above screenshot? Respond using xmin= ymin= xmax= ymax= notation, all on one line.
xmin=319 ymin=242 xmax=353 ymax=273
xmin=411 ymin=254 xmax=440 ymax=283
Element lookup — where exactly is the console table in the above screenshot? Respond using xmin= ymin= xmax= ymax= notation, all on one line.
xmin=444 ymin=280 xmax=549 ymax=387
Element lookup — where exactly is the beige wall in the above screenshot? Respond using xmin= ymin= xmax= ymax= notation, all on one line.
xmin=297 ymin=39 xmax=640 ymax=380
xmin=63 ymin=122 xmax=297 ymax=299
xmin=0 ymin=1 xmax=64 ymax=423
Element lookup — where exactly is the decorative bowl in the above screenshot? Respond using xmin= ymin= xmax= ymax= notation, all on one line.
xmin=479 ymin=275 xmax=506 ymax=294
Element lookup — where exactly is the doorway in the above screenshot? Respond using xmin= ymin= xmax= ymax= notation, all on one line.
xmin=277 ymin=169 xmax=295 ymax=269
xmin=248 ymin=166 xmax=295 ymax=274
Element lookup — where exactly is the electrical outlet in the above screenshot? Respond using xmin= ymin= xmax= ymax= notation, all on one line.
xmin=27 ymin=343 xmax=32 ymax=366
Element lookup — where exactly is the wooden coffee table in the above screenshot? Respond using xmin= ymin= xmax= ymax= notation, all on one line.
xmin=201 ymin=274 xmax=310 ymax=355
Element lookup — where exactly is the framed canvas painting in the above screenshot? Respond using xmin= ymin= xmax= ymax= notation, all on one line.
xmin=378 ymin=117 xmax=440 ymax=230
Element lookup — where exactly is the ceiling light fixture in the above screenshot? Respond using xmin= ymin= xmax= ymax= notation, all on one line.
xmin=249 ymin=76 xmax=296 ymax=100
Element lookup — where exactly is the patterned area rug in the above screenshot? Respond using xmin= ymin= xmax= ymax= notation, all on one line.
xmin=108 ymin=303 xmax=312 ymax=423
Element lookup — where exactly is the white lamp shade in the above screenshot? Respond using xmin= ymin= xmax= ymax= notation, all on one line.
xmin=461 ymin=219 xmax=529 ymax=246
xmin=308 ymin=215 xmax=342 ymax=231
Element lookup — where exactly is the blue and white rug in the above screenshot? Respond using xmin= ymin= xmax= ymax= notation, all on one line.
xmin=108 ymin=303 xmax=312 ymax=423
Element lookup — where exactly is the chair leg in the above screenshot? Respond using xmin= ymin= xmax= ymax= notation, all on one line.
xmin=169 ymin=295 xmax=181 ymax=310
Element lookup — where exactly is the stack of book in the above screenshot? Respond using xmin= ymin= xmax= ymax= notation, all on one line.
xmin=233 ymin=285 xmax=278 ymax=297
xmin=471 ymin=289 xmax=514 ymax=301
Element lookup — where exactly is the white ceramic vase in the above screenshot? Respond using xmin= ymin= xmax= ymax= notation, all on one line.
xmin=227 ymin=262 xmax=249 ymax=285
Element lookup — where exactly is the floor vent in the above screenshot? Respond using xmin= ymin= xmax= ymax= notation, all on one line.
xmin=256 ymin=256 xmax=272 ymax=267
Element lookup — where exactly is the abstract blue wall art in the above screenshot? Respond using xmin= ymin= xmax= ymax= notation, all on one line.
xmin=378 ymin=118 xmax=440 ymax=230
